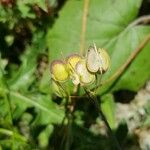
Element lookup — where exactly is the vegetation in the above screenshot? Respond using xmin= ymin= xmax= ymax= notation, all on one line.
xmin=0 ymin=0 xmax=150 ymax=149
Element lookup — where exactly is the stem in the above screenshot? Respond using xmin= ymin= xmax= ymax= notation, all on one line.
xmin=80 ymin=0 xmax=90 ymax=55
xmin=64 ymin=95 xmax=74 ymax=150
xmin=60 ymin=96 xmax=74 ymax=150
xmin=65 ymin=113 xmax=72 ymax=150
xmin=127 ymin=15 xmax=150 ymax=28
xmin=84 ymin=88 xmax=122 ymax=150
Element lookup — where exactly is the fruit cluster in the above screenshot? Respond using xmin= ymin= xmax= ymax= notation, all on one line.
xmin=50 ymin=44 xmax=110 ymax=96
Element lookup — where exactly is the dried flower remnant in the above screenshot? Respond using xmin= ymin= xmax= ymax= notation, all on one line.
xmin=50 ymin=60 xmax=69 ymax=82
xmin=86 ymin=44 xmax=110 ymax=74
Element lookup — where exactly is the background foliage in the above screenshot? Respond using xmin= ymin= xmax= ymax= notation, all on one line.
xmin=0 ymin=0 xmax=150 ymax=149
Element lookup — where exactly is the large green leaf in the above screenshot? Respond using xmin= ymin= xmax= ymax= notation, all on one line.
xmin=47 ymin=0 xmax=150 ymax=93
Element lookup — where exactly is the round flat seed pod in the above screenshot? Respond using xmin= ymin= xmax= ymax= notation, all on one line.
xmin=50 ymin=60 xmax=69 ymax=82
xmin=98 ymin=48 xmax=110 ymax=73
xmin=66 ymin=54 xmax=82 ymax=72
xmin=76 ymin=59 xmax=95 ymax=85
xmin=86 ymin=46 xmax=101 ymax=73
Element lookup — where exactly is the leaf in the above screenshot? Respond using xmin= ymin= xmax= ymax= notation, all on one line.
xmin=17 ymin=0 xmax=36 ymax=19
xmin=38 ymin=67 xmax=51 ymax=94
xmin=0 ymin=87 xmax=64 ymax=124
xmin=30 ymin=94 xmax=64 ymax=125
xmin=101 ymin=94 xmax=116 ymax=129
xmin=47 ymin=0 xmax=84 ymax=60
xmin=38 ymin=125 xmax=54 ymax=148
xmin=8 ymin=31 xmax=46 ymax=92
xmin=46 ymin=0 xmax=150 ymax=93
xmin=101 ymin=26 xmax=150 ymax=93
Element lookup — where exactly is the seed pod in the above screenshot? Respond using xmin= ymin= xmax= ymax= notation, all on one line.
xmin=52 ymin=80 xmax=67 ymax=97
xmin=86 ymin=44 xmax=110 ymax=74
xmin=98 ymin=48 xmax=110 ymax=73
xmin=75 ymin=59 xmax=95 ymax=85
xmin=66 ymin=54 xmax=82 ymax=72
xmin=70 ymin=72 xmax=80 ymax=85
xmin=50 ymin=60 xmax=69 ymax=82
xmin=66 ymin=54 xmax=82 ymax=85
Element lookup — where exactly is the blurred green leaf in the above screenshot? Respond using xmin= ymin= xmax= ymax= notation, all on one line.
xmin=101 ymin=94 xmax=116 ymax=129
xmin=29 ymin=94 xmax=64 ymax=125
xmin=38 ymin=124 xmax=54 ymax=148
xmin=8 ymin=31 xmax=46 ymax=92
xmin=0 ymin=87 xmax=64 ymax=124
xmin=38 ymin=67 xmax=51 ymax=94
xmin=17 ymin=0 xmax=35 ymax=19
xmin=101 ymin=27 xmax=150 ymax=93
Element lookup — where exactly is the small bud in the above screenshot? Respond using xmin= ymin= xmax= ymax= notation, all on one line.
xmin=86 ymin=44 xmax=110 ymax=74
xmin=50 ymin=60 xmax=69 ymax=82
xmin=75 ymin=59 xmax=95 ymax=85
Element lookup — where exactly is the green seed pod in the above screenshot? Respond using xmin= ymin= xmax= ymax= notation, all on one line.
xmin=50 ymin=60 xmax=69 ymax=82
xmin=75 ymin=59 xmax=95 ymax=85
xmin=52 ymin=80 xmax=67 ymax=97
xmin=86 ymin=44 xmax=110 ymax=74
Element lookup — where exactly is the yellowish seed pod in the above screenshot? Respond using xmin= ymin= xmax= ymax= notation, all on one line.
xmin=98 ymin=48 xmax=111 ymax=73
xmin=50 ymin=60 xmax=69 ymax=82
xmin=66 ymin=54 xmax=82 ymax=85
xmin=66 ymin=54 xmax=82 ymax=72
xmin=75 ymin=59 xmax=95 ymax=85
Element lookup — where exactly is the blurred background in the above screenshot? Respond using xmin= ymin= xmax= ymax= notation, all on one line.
xmin=0 ymin=0 xmax=150 ymax=149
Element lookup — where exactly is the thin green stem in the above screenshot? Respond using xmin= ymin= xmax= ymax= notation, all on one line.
xmin=84 ymin=88 xmax=122 ymax=150
xmin=60 ymin=95 xmax=73 ymax=150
